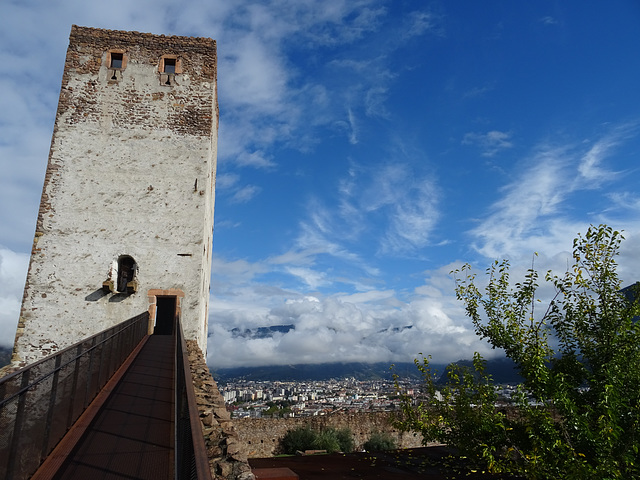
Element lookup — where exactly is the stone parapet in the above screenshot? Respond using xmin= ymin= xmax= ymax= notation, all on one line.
xmin=187 ymin=340 xmax=255 ymax=480
xmin=234 ymin=412 xmax=424 ymax=458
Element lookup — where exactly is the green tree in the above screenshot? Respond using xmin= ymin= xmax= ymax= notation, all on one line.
xmin=363 ymin=431 xmax=396 ymax=452
xmin=314 ymin=428 xmax=341 ymax=453
xmin=279 ymin=426 xmax=355 ymax=454
xmin=395 ymin=225 xmax=640 ymax=479
xmin=335 ymin=427 xmax=355 ymax=453
xmin=280 ymin=426 xmax=316 ymax=454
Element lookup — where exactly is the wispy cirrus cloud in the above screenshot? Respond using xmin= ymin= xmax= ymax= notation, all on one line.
xmin=378 ymin=173 xmax=440 ymax=255
xmin=215 ymin=173 xmax=261 ymax=204
xmin=471 ymin=127 xmax=638 ymax=260
xmin=402 ymin=9 xmax=444 ymax=39
xmin=230 ymin=185 xmax=261 ymax=204
xmin=216 ymin=151 xmax=441 ymax=296
xmin=471 ymin=146 xmax=585 ymax=259
xmin=575 ymin=124 xmax=637 ymax=186
xmin=462 ymin=84 xmax=494 ymax=99
xmin=285 ymin=267 xmax=329 ymax=290
xmin=298 ymin=160 xmax=440 ymax=261
xmin=463 ymin=130 xmax=514 ymax=157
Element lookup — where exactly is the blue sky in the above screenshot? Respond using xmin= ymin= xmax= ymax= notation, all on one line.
xmin=1 ymin=1 xmax=640 ymax=368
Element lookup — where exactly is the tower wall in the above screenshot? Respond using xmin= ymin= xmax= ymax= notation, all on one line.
xmin=12 ymin=26 xmax=218 ymax=365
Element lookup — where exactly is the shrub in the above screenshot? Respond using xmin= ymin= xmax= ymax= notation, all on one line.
xmin=313 ymin=428 xmax=341 ymax=453
xmin=280 ymin=426 xmax=355 ymax=454
xmin=335 ymin=427 xmax=355 ymax=453
xmin=363 ymin=431 xmax=396 ymax=451
xmin=280 ymin=426 xmax=316 ymax=454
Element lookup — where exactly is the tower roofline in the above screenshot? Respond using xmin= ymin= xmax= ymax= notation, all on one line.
xmin=70 ymin=25 xmax=216 ymax=49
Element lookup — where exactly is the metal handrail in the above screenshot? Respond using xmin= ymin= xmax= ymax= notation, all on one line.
xmin=0 ymin=320 xmax=142 ymax=409
xmin=0 ymin=312 xmax=149 ymax=480
xmin=175 ymin=318 xmax=212 ymax=480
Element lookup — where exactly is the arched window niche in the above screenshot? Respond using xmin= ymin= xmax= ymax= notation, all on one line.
xmin=103 ymin=255 xmax=138 ymax=294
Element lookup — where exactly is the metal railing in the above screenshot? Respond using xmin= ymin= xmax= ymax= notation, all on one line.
xmin=0 ymin=312 xmax=149 ymax=480
xmin=175 ymin=318 xmax=212 ymax=480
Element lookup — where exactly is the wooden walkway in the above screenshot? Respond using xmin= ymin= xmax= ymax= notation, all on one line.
xmin=52 ymin=335 xmax=175 ymax=480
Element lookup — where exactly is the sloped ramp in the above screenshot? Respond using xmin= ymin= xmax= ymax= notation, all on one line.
xmin=40 ymin=335 xmax=175 ymax=480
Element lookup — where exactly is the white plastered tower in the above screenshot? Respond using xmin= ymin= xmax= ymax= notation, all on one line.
xmin=11 ymin=26 xmax=218 ymax=366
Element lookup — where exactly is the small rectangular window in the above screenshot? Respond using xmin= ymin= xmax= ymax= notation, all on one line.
xmin=164 ymin=58 xmax=176 ymax=74
xmin=110 ymin=52 xmax=123 ymax=69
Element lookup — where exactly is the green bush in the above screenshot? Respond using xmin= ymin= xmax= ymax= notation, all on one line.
xmin=363 ymin=431 xmax=396 ymax=451
xmin=280 ymin=426 xmax=316 ymax=454
xmin=313 ymin=428 xmax=341 ymax=453
xmin=335 ymin=427 xmax=355 ymax=453
xmin=280 ymin=426 xmax=355 ymax=454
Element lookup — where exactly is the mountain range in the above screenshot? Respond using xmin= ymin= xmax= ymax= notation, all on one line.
xmin=212 ymin=357 xmax=522 ymax=385
xmin=0 ymin=345 xmax=11 ymax=369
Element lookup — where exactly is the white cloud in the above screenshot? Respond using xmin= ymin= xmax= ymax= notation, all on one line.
xmin=403 ymin=10 xmax=442 ymax=38
xmin=608 ymin=192 xmax=640 ymax=212
xmin=222 ymin=34 xmax=290 ymax=113
xmin=0 ymin=247 xmax=29 ymax=346
xmin=206 ymin=265 xmax=495 ymax=369
xmin=235 ymin=151 xmax=276 ymax=169
xmin=276 ymin=157 xmax=440 ymax=286
xmin=471 ymin=128 xmax=638 ymax=260
xmin=380 ymin=177 xmax=439 ymax=255
xmin=463 ymin=130 xmax=513 ymax=157
xmin=212 ymin=256 xmax=268 ymax=284
xmin=268 ymin=250 xmax=317 ymax=267
xmin=230 ymin=185 xmax=261 ymax=204
xmin=336 ymin=289 xmax=397 ymax=306
xmin=285 ymin=266 xmax=328 ymax=290
xmin=215 ymin=173 xmax=240 ymax=190
xmin=216 ymin=173 xmax=261 ymax=204
xmin=471 ymin=145 xmax=582 ymax=258
xmin=356 ymin=162 xmax=440 ymax=254
xmin=576 ymin=127 xmax=631 ymax=186
xmin=208 ymin=246 xmax=488 ymax=369
xmin=347 ymin=108 xmax=359 ymax=144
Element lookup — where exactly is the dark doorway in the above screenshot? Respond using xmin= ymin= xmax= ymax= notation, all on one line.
xmin=154 ymin=296 xmax=176 ymax=335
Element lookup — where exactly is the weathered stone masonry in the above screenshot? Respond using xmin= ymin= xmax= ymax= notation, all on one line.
xmin=235 ymin=412 xmax=424 ymax=459
xmin=188 ymin=341 xmax=255 ymax=480
xmin=12 ymin=26 xmax=218 ymax=366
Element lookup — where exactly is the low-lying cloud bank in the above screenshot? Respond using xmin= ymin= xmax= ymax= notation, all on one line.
xmin=206 ymin=233 xmax=640 ymax=369
xmin=207 ymin=290 xmax=486 ymax=369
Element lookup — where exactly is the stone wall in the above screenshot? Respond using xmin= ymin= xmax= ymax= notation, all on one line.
xmin=187 ymin=340 xmax=255 ymax=480
xmin=187 ymin=341 xmax=424 ymax=470
xmin=235 ymin=412 xmax=424 ymax=458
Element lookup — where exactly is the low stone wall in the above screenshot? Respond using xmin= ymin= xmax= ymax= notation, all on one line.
xmin=234 ymin=412 xmax=424 ymax=458
xmin=187 ymin=341 xmax=254 ymax=480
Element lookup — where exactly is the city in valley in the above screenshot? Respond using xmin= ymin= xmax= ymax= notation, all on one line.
xmin=219 ymin=377 xmax=521 ymax=419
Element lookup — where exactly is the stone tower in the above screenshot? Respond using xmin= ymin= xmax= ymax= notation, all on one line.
xmin=11 ymin=26 xmax=218 ymax=366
